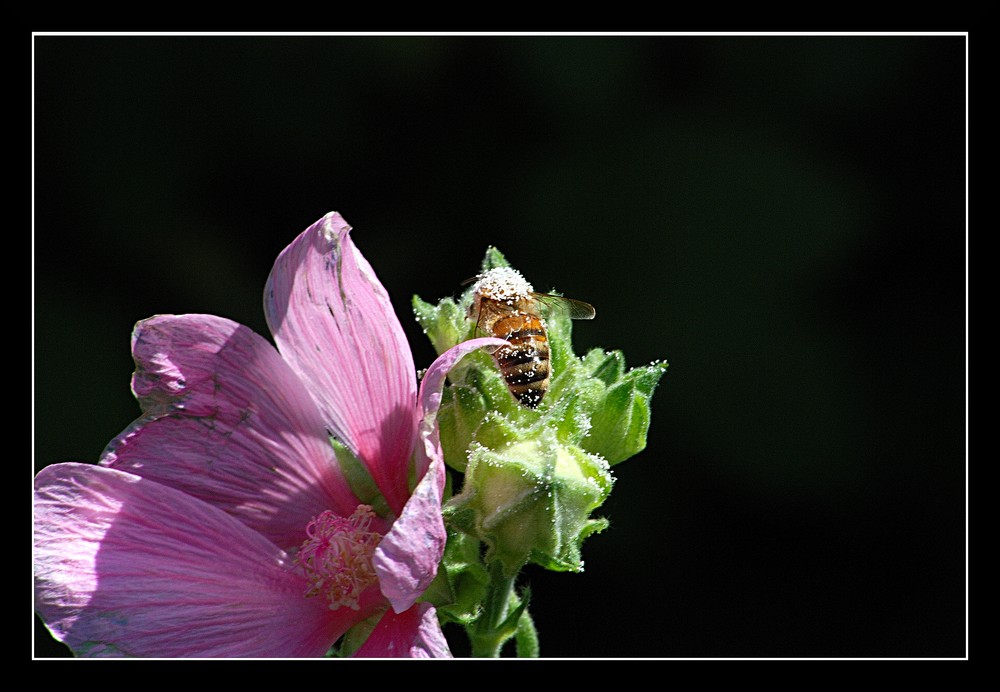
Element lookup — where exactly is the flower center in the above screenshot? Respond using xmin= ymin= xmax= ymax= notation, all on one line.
xmin=296 ymin=506 xmax=381 ymax=610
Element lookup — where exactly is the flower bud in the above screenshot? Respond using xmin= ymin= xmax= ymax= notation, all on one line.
xmin=444 ymin=431 xmax=612 ymax=577
xmin=414 ymin=248 xmax=667 ymax=576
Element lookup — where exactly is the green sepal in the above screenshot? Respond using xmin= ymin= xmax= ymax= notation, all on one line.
xmin=331 ymin=611 xmax=382 ymax=657
xmin=330 ymin=438 xmax=391 ymax=517
xmin=586 ymin=348 xmax=626 ymax=386
xmin=541 ymin=302 xmax=577 ymax=382
xmin=413 ymin=295 xmax=467 ymax=358
xmin=580 ymin=360 xmax=669 ymax=465
xmin=479 ymin=246 xmax=512 ymax=273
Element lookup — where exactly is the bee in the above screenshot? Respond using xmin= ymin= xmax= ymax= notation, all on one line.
xmin=467 ymin=266 xmax=595 ymax=409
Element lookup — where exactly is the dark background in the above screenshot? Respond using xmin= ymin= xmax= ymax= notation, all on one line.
xmin=33 ymin=35 xmax=966 ymax=658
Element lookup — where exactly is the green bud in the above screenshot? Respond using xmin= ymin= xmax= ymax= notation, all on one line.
xmin=414 ymin=248 xmax=667 ymax=575
xmin=444 ymin=431 xmax=613 ymax=577
xmin=413 ymin=295 xmax=467 ymax=359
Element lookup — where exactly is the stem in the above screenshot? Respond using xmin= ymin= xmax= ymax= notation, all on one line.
xmin=469 ymin=561 xmax=516 ymax=657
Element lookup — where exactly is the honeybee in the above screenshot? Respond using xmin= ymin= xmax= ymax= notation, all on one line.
xmin=467 ymin=266 xmax=595 ymax=409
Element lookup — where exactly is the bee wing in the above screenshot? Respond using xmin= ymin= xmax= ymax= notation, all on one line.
xmin=532 ymin=293 xmax=596 ymax=320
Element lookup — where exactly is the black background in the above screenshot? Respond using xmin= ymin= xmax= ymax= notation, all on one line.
xmin=33 ymin=34 xmax=966 ymax=658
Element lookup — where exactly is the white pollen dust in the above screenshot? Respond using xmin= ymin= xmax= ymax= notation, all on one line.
xmin=475 ymin=267 xmax=534 ymax=303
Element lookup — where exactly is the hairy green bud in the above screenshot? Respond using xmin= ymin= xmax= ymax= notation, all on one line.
xmin=414 ymin=248 xmax=667 ymax=576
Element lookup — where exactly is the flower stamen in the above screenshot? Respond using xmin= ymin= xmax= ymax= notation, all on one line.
xmin=296 ymin=506 xmax=381 ymax=610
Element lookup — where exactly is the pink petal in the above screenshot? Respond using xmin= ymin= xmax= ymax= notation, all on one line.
xmin=264 ymin=213 xmax=417 ymax=515
xmin=413 ymin=337 xmax=507 ymax=479
xmin=373 ymin=337 xmax=505 ymax=612
xmin=372 ymin=454 xmax=448 ymax=614
xmin=353 ymin=603 xmax=452 ymax=658
xmin=101 ymin=314 xmax=366 ymax=550
xmin=35 ymin=463 xmax=377 ymax=658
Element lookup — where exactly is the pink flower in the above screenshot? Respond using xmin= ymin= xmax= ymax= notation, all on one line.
xmin=34 ymin=212 xmax=502 ymax=658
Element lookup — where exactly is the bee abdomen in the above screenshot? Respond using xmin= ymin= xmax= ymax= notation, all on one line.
xmin=507 ymin=377 xmax=548 ymax=406
xmin=486 ymin=311 xmax=553 ymax=408
xmin=494 ymin=338 xmax=550 ymax=409
xmin=501 ymin=357 xmax=550 ymax=385
xmin=495 ymin=343 xmax=548 ymax=369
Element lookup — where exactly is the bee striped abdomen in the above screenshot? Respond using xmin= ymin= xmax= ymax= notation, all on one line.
xmin=468 ymin=267 xmax=595 ymax=410
xmin=492 ymin=313 xmax=551 ymax=408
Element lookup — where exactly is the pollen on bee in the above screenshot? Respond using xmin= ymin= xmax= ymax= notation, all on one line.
xmin=474 ymin=267 xmax=534 ymax=302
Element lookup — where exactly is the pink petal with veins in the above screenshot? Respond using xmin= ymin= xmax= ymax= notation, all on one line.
xmin=35 ymin=463 xmax=378 ymax=657
xmin=101 ymin=314 xmax=367 ymax=550
xmin=265 ymin=213 xmax=417 ymax=515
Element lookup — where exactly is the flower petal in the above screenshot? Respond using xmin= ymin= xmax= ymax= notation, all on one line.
xmin=371 ymin=454 xmax=447 ymax=615
xmin=353 ymin=603 xmax=452 ymax=658
xmin=413 ymin=337 xmax=508 ymax=480
xmin=35 ymin=463 xmax=376 ymax=658
xmin=373 ymin=337 xmax=505 ymax=612
xmin=100 ymin=314 xmax=365 ymax=550
xmin=264 ymin=213 xmax=417 ymax=515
